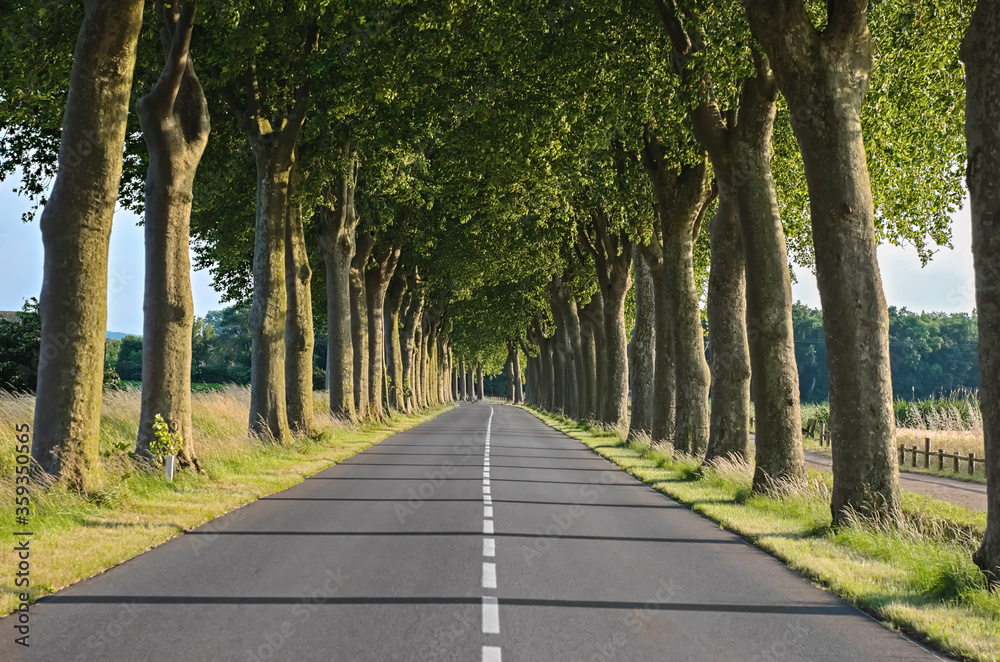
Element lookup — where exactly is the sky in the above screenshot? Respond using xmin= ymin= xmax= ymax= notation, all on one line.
xmin=0 ymin=172 xmax=978 ymax=336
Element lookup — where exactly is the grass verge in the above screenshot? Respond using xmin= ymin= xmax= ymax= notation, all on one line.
xmin=523 ymin=405 xmax=998 ymax=662
xmin=0 ymin=386 xmax=451 ymax=616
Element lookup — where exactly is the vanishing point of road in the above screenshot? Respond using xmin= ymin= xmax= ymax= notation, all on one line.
xmin=4 ymin=404 xmax=948 ymax=661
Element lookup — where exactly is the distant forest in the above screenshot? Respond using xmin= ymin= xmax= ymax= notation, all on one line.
xmin=791 ymin=303 xmax=978 ymax=402
xmin=0 ymin=300 xmax=979 ymax=402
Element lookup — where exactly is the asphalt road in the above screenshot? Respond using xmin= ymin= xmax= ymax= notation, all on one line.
xmin=5 ymin=404 xmax=948 ymax=661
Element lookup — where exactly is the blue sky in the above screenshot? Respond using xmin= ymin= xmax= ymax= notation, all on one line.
xmin=0 ymin=172 xmax=977 ymax=336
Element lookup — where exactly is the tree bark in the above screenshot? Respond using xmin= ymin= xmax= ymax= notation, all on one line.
xmin=400 ymin=284 xmax=423 ymax=413
xmin=458 ymin=357 xmax=467 ymax=401
xmin=549 ymin=303 xmax=567 ymax=414
xmin=476 ymin=363 xmax=485 ymax=401
xmin=418 ymin=315 xmax=430 ymax=407
xmin=385 ymin=274 xmax=406 ymax=410
xmin=466 ymin=366 xmax=475 ymax=402
xmin=628 ymin=251 xmax=655 ymax=441
xmin=579 ymin=292 xmax=604 ymax=420
xmin=963 ymin=1 xmax=1000 ymax=584
xmin=505 ymin=343 xmax=515 ymax=401
xmin=317 ymin=146 xmax=358 ymax=422
xmin=513 ymin=343 xmax=524 ymax=404
xmin=365 ymin=243 xmax=401 ymax=421
xmin=704 ymin=192 xmax=751 ymax=462
xmin=642 ymin=248 xmax=676 ymax=446
xmin=642 ymin=133 xmax=712 ymax=456
xmin=350 ymin=232 xmax=375 ymax=419
xmin=581 ymin=214 xmax=632 ymax=427
xmin=284 ymin=171 xmax=315 ymax=435
xmin=134 ymin=2 xmax=207 ymax=469
xmin=552 ymin=276 xmax=583 ymax=419
xmin=745 ymin=0 xmax=900 ymax=522
xmin=31 ymin=0 xmax=145 ymax=488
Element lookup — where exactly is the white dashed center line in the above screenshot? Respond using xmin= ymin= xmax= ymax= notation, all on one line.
xmin=480 ymin=406 xmax=500 ymax=660
xmin=482 ymin=596 xmax=500 ymax=634
xmin=483 ymin=562 xmax=497 ymax=589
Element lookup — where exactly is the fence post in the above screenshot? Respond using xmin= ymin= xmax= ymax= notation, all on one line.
xmin=953 ymin=452 xmax=960 ymax=473
xmin=923 ymin=438 xmax=930 ymax=469
xmin=937 ymin=448 xmax=944 ymax=471
xmin=912 ymin=445 xmax=918 ymax=467
xmin=898 ymin=444 xmax=905 ymax=465
xmin=969 ymin=453 xmax=976 ymax=476
xmin=818 ymin=421 xmax=825 ymax=446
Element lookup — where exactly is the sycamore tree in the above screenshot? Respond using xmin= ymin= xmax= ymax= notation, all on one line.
xmin=1 ymin=0 xmax=145 ymax=489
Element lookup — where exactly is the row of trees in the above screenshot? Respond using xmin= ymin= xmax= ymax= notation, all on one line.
xmin=4 ymin=0 xmax=1000 ymax=582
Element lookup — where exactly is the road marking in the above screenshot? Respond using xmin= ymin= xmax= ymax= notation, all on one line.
xmin=482 ymin=597 xmax=500 ymax=633
xmin=483 ymin=562 xmax=497 ymax=589
xmin=481 ymin=407 xmax=501 ymax=661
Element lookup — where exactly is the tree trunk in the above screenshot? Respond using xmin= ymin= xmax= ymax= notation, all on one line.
xmin=466 ymin=367 xmax=475 ymax=402
xmin=538 ymin=326 xmax=554 ymax=411
xmin=317 ymin=147 xmax=358 ymax=421
xmin=505 ymin=343 xmax=515 ymax=401
xmin=350 ymin=232 xmax=375 ymax=419
xmin=513 ymin=344 xmax=524 ymax=403
xmin=247 ymin=145 xmax=294 ymax=442
xmin=476 ymin=363 xmax=485 ymax=401
xmin=134 ymin=3 xmax=206 ymax=469
xmin=746 ymin=2 xmax=900 ymax=523
xmin=400 ymin=286 xmax=423 ymax=413
xmin=579 ymin=292 xmax=603 ymax=420
xmin=385 ymin=274 xmax=406 ymax=410
xmin=642 ymin=137 xmax=712 ymax=456
xmin=627 ymin=251 xmax=655 ymax=441
xmin=31 ymin=0 xmax=145 ymax=488
xmin=552 ymin=277 xmax=583 ymax=419
xmin=581 ymin=214 xmax=631 ymax=427
xmin=726 ymin=61 xmax=805 ymax=487
xmin=549 ymin=304 xmax=567 ymax=414
xmin=704 ymin=191 xmax=750 ymax=463
xmin=365 ymin=244 xmax=401 ymax=421
xmin=459 ymin=357 xmax=467 ymax=401
xmin=963 ymin=2 xmax=1000 ymax=584
xmin=284 ymin=171 xmax=314 ymax=435
xmin=643 ymin=249 xmax=676 ymax=446
xmin=418 ymin=316 xmax=430 ymax=407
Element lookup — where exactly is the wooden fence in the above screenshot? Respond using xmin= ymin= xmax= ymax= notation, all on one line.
xmin=898 ymin=438 xmax=985 ymax=476
xmin=804 ymin=421 xmax=981 ymax=477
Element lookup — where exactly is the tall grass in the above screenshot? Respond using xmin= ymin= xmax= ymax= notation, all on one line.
xmin=894 ymin=389 xmax=983 ymax=433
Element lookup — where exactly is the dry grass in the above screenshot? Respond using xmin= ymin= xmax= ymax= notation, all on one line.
xmin=896 ymin=428 xmax=985 ymax=457
xmin=0 ymin=387 xmax=451 ymax=615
